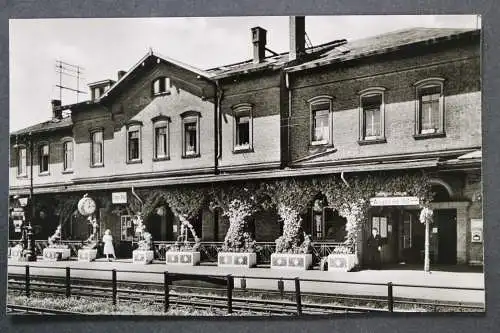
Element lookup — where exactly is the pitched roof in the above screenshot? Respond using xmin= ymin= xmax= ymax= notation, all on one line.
xmin=286 ymin=28 xmax=478 ymax=73
xmin=10 ymin=116 xmax=73 ymax=137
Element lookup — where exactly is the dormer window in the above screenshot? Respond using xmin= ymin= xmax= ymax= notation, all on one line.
xmin=308 ymin=96 xmax=333 ymax=146
xmin=93 ymin=87 xmax=105 ymax=100
xmin=152 ymin=77 xmax=171 ymax=96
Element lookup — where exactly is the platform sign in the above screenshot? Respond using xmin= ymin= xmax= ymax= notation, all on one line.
xmin=112 ymin=192 xmax=127 ymax=204
xmin=370 ymin=196 xmax=420 ymax=206
xmin=471 ymin=219 xmax=483 ymax=243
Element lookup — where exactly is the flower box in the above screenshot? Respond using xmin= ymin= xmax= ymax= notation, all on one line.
xmin=43 ymin=248 xmax=71 ymax=261
xmin=270 ymin=253 xmax=312 ymax=270
xmin=327 ymin=253 xmax=358 ymax=272
xmin=218 ymin=252 xmax=256 ymax=268
xmin=132 ymin=250 xmax=154 ymax=264
xmin=165 ymin=251 xmax=200 ymax=266
xmin=78 ymin=249 xmax=97 ymax=262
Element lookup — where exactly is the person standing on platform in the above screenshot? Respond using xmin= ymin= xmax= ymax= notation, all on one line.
xmin=102 ymin=229 xmax=116 ymax=261
xmin=367 ymin=228 xmax=382 ymax=269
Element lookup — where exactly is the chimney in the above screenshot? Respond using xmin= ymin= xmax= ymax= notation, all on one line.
xmin=251 ymin=27 xmax=267 ymax=64
xmin=117 ymin=70 xmax=126 ymax=80
xmin=289 ymin=16 xmax=306 ymax=61
xmin=51 ymin=99 xmax=62 ymax=119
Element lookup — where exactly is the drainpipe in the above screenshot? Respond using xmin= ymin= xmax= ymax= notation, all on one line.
xmin=341 ymin=171 xmax=350 ymax=188
xmin=285 ymin=72 xmax=291 ymax=167
xmin=131 ymin=186 xmax=143 ymax=210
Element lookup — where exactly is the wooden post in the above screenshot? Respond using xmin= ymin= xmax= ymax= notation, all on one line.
xmin=294 ymin=277 xmax=302 ymax=315
xmin=25 ymin=265 xmax=30 ymax=298
xmin=387 ymin=282 xmax=394 ymax=312
xmin=112 ymin=269 xmax=117 ymax=306
xmin=164 ymin=271 xmax=170 ymax=313
xmin=65 ymin=266 xmax=71 ymax=298
xmin=424 ymin=220 xmax=430 ymax=272
xmin=278 ymin=278 xmax=284 ymax=298
xmin=226 ymin=275 xmax=233 ymax=314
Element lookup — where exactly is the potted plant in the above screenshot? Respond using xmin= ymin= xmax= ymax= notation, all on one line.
xmin=132 ymin=213 xmax=154 ymax=264
xmin=164 ymin=219 xmax=201 ymax=266
xmin=327 ymin=243 xmax=358 ymax=272
xmin=43 ymin=224 xmax=71 ymax=261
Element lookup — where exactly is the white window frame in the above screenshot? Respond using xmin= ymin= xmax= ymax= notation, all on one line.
xmin=414 ymin=78 xmax=445 ymax=137
xmin=126 ymin=122 xmax=142 ymax=163
xmin=16 ymin=145 xmax=27 ymax=177
xmin=231 ymin=103 xmax=254 ymax=153
xmin=90 ymin=129 xmax=104 ymax=167
xmin=61 ymin=138 xmax=74 ymax=173
xmin=152 ymin=77 xmax=171 ymax=96
xmin=181 ymin=111 xmax=201 ymax=158
xmin=38 ymin=142 xmax=50 ymax=175
xmin=308 ymin=96 xmax=334 ymax=146
xmin=152 ymin=116 xmax=171 ymax=160
xmin=358 ymin=87 xmax=386 ymax=143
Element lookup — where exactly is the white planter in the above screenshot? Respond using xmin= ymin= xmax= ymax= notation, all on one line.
xmin=78 ymin=249 xmax=97 ymax=262
xmin=43 ymin=248 xmax=71 ymax=261
xmin=165 ymin=251 xmax=200 ymax=266
xmin=327 ymin=253 xmax=358 ymax=272
xmin=9 ymin=247 xmax=23 ymax=261
xmin=270 ymin=253 xmax=312 ymax=270
xmin=218 ymin=252 xmax=257 ymax=268
xmin=132 ymin=250 xmax=154 ymax=264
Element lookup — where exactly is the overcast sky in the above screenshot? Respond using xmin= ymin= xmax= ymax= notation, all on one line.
xmin=9 ymin=15 xmax=480 ymax=132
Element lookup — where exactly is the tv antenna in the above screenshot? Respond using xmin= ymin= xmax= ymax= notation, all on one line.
xmin=55 ymin=60 xmax=87 ymax=103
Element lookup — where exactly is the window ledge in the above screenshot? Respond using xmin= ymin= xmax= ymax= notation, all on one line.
xmin=358 ymin=137 xmax=387 ymax=146
xmin=308 ymin=142 xmax=334 ymax=150
xmin=62 ymin=170 xmax=74 ymax=174
xmin=182 ymin=153 xmax=200 ymax=159
xmin=16 ymin=175 xmax=28 ymax=179
xmin=153 ymin=91 xmax=171 ymax=97
xmin=153 ymin=156 xmax=170 ymax=162
xmin=90 ymin=164 xmax=105 ymax=168
xmin=126 ymin=159 xmax=143 ymax=165
xmin=38 ymin=172 xmax=50 ymax=177
xmin=413 ymin=132 xmax=446 ymax=140
xmin=233 ymin=146 xmax=254 ymax=154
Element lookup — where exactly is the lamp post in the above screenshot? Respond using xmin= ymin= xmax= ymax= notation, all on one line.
xmin=23 ymin=132 xmax=36 ymax=261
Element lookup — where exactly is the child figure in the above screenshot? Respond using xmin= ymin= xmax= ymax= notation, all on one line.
xmin=102 ymin=229 xmax=116 ymax=261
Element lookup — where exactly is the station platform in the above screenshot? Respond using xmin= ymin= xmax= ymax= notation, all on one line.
xmin=7 ymin=258 xmax=485 ymax=306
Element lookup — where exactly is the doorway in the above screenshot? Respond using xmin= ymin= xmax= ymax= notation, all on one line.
xmin=435 ymin=209 xmax=457 ymax=264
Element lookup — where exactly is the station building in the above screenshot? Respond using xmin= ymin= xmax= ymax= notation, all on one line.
xmin=9 ymin=18 xmax=482 ymax=267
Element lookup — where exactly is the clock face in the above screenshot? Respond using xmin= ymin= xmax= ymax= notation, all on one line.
xmin=78 ymin=197 xmax=96 ymax=216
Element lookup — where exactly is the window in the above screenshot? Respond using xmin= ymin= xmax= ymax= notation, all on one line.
xmin=17 ymin=146 xmax=27 ymax=177
xmin=181 ymin=111 xmax=201 ymax=158
xmin=91 ymin=130 xmax=104 ymax=166
xmin=232 ymin=103 xmax=254 ymax=152
xmin=414 ymin=78 xmax=445 ymax=137
xmin=359 ymin=87 xmax=386 ymax=143
xmin=308 ymin=96 xmax=333 ymax=146
xmin=39 ymin=144 xmax=49 ymax=174
xmin=63 ymin=141 xmax=73 ymax=171
xmin=152 ymin=77 xmax=171 ymax=96
xmin=93 ymin=87 xmax=105 ymax=100
xmin=152 ymin=116 xmax=170 ymax=160
xmin=126 ymin=122 xmax=142 ymax=163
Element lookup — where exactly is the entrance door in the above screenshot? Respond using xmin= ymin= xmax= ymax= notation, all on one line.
xmin=435 ymin=209 xmax=457 ymax=265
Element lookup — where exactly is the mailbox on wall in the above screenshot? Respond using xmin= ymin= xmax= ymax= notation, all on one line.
xmin=471 ymin=219 xmax=483 ymax=243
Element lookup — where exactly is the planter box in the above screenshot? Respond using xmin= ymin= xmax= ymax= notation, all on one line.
xmin=327 ymin=253 xmax=358 ymax=272
xmin=132 ymin=250 xmax=154 ymax=264
xmin=78 ymin=249 xmax=97 ymax=262
xmin=165 ymin=251 xmax=200 ymax=266
xmin=218 ymin=252 xmax=257 ymax=268
xmin=43 ymin=248 xmax=71 ymax=261
xmin=270 ymin=253 xmax=312 ymax=270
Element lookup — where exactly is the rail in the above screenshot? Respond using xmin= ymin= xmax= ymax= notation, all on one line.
xmin=7 ymin=264 xmax=484 ymax=315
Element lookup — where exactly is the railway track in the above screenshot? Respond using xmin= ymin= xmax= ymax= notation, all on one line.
xmin=7 ymin=273 xmax=483 ymax=315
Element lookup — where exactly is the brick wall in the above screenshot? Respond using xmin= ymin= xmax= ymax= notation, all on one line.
xmin=289 ymin=40 xmax=481 ymax=163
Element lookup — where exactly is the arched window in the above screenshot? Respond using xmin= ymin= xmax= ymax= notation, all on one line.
xmin=61 ymin=138 xmax=74 ymax=172
xmin=90 ymin=129 xmax=104 ymax=167
xmin=152 ymin=115 xmax=171 ymax=160
xmin=126 ymin=121 xmax=143 ymax=163
xmin=414 ymin=78 xmax=445 ymax=138
xmin=152 ymin=77 xmax=171 ymax=96
xmin=181 ymin=111 xmax=201 ymax=158
xmin=232 ymin=103 xmax=254 ymax=153
xmin=358 ymin=87 xmax=386 ymax=144
xmin=38 ymin=142 xmax=50 ymax=174
xmin=308 ymin=96 xmax=333 ymax=146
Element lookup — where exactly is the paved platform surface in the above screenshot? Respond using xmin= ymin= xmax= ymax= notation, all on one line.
xmin=7 ymin=258 xmax=485 ymax=305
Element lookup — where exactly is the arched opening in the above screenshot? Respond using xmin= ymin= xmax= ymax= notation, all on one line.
xmin=303 ymin=193 xmax=347 ymax=242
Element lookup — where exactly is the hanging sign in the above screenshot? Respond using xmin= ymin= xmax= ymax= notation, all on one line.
xmin=112 ymin=192 xmax=127 ymax=204
xmin=370 ymin=196 xmax=420 ymax=206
